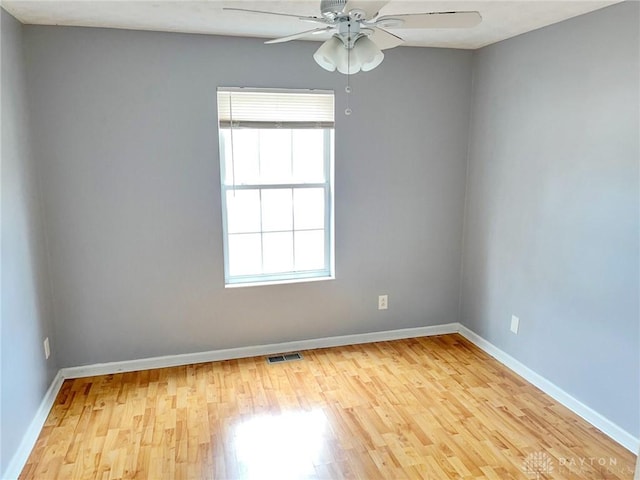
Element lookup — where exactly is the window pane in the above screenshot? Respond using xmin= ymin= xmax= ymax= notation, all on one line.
xmin=229 ymin=233 xmax=262 ymax=276
xmin=226 ymin=190 xmax=261 ymax=234
xmin=292 ymin=130 xmax=324 ymax=182
xmin=259 ymin=129 xmax=292 ymax=184
xmin=295 ymin=230 xmax=325 ymax=271
xmin=222 ymin=129 xmax=260 ymax=185
xmin=221 ymin=129 xmax=232 ymax=183
xmin=263 ymin=232 xmax=294 ymax=274
xmin=294 ymin=188 xmax=325 ymax=230
xmin=261 ymin=189 xmax=293 ymax=232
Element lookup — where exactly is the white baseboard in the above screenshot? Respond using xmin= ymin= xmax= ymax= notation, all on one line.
xmin=6 ymin=321 xmax=637 ymax=480
xmin=60 ymin=323 xmax=459 ymax=379
xmin=3 ymin=371 xmax=65 ymax=480
xmin=457 ymin=324 xmax=640 ymax=454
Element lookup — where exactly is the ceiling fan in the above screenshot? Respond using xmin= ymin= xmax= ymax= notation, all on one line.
xmin=224 ymin=0 xmax=482 ymax=74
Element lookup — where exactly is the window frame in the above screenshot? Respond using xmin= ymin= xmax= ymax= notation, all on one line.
xmin=217 ymin=88 xmax=335 ymax=287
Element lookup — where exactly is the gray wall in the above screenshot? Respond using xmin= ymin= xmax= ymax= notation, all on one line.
xmin=1 ymin=9 xmax=58 ymax=475
xmin=23 ymin=26 xmax=473 ymax=368
xmin=461 ymin=1 xmax=639 ymax=437
xmin=5 ymin=3 xmax=637 ymax=468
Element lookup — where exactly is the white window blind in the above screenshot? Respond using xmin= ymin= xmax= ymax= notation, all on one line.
xmin=217 ymin=87 xmax=335 ymax=287
xmin=217 ymin=88 xmax=335 ymax=129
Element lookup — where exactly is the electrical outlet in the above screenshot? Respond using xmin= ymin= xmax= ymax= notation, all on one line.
xmin=43 ymin=337 xmax=50 ymax=360
xmin=510 ymin=315 xmax=520 ymax=334
xmin=378 ymin=295 xmax=388 ymax=310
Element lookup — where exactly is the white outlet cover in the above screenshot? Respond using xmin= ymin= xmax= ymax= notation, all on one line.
xmin=378 ymin=295 xmax=388 ymax=310
xmin=510 ymin=315 xmax=520 ymax=334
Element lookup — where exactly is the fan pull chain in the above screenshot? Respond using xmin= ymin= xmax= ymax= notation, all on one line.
xmin=345 ymin=23 xmax=352 ymax=116
xmin=345 ymin=78 xmax=352 ymax=116
xmin=345 ymin=84 xmax=352 ymax=102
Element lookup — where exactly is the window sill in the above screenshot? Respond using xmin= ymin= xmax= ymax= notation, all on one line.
xmin=225 ymin=275 xmax=335 ymax=289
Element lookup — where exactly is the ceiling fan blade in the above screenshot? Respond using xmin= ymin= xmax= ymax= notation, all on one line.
xmin=265 ymin=27 xmax=335 ymax=44
xmin=223 ymin=8 xmax=328 ymax=25
xmin=369 ymin=27 xmax=403 ymax=50
xmin=343 ymin=0 xmax=389 ymax=20
xmin=375 ymin=11 xmax=482 ymax=29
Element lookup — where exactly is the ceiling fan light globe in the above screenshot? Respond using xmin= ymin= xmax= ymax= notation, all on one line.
xmin=336 ymin=61 xmax=361 ymax=74
xmin=361 ymin=50 xmax=383 ymax=71
xmin=335 ymin=47 xmax=362 ymax=74
xmin=315 ymin=56 xmax=337 ymax=71
xmin=313 ymin=36 xmax=343 ymax=71
xmin=354 ymin=36 xmax=384 ymax=71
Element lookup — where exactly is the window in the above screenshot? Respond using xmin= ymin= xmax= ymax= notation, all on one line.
xmin=217 ymin=88 xmax=335 ymax=286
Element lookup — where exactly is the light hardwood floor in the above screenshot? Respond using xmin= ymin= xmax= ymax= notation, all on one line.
xmin=20 ymin=334 xmax=636 ymax=479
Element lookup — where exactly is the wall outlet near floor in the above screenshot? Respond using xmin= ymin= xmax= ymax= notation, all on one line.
xmin=510 ymin=315 xmax=520 ymax=334
xmin=44 ymin=337 xmax=50 ymax=360
xmin=378 ymin=295 xmax=388 ymax=310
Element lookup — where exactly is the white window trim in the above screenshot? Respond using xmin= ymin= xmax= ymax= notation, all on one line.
xmin=217 ymin=88 xmax=335 ymax=287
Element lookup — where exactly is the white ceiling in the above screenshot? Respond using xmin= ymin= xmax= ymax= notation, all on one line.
xmin=1 ymin=0 xmax=620 ymax=49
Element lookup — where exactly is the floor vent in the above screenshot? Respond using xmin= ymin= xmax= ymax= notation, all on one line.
xmin=267 ymin=352 xmax=303 ymax=364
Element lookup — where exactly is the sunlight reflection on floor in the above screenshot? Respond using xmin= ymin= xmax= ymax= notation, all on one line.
xmin=233 ymin=409 xmax=328 ymax=479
